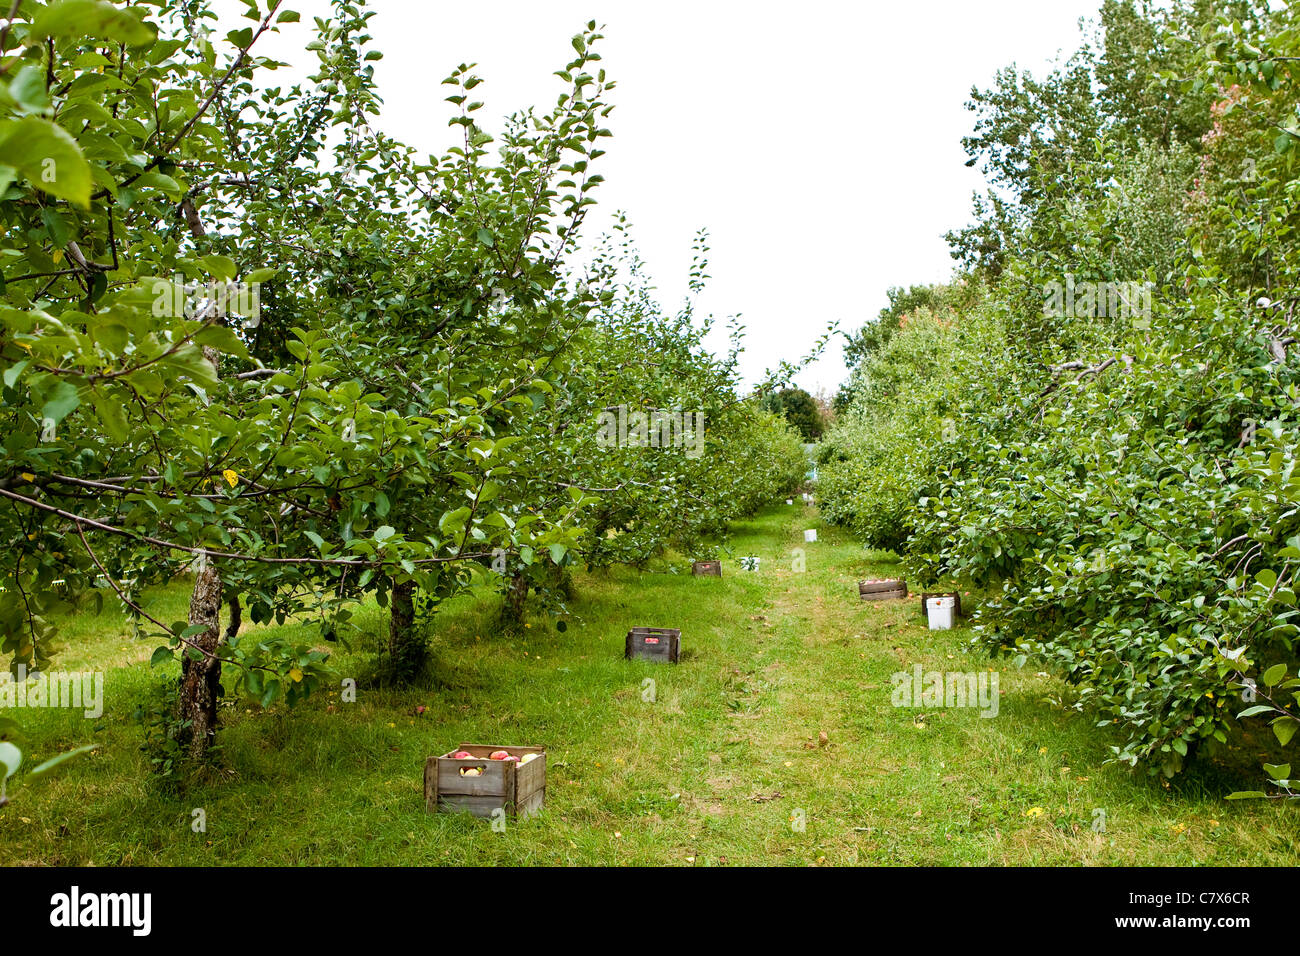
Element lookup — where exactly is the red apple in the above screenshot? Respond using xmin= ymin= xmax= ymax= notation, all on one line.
xmin=450 ymin=751 xmax=472 ymax=759
xmin=489 ymin=750 xmax=510 ymax=760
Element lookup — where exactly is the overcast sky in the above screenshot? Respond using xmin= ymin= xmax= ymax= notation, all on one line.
xmin=240 ymin=0 xmax=1102 ymax=395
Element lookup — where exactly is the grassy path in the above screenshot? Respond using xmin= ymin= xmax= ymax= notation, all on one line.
xmin=3 ymin=505 xmax=1299 ymax=865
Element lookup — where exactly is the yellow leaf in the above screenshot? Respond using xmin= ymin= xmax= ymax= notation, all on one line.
xmin=222 ymin=469 xmax=239 ymax=487
xmin=19 ymin=472 xmax=33 ymax=482
xmin=289 ymin=668 xmax=303 ymax=683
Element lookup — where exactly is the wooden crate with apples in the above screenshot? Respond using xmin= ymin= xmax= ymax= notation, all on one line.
xmin=625 ymin=626 xmax=681 ymax=663
xmin=691 ymin=559 xmax=721 ymax=577
xmin=424 ymin=744 xmax=546 ymax=820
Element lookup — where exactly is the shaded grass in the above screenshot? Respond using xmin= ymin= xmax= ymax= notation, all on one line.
xmin=1 ymin=505 xmax=1297 ymax=865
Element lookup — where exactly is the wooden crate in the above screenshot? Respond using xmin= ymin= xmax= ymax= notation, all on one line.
xmin=625 ymin=626 xmax=681 ymax=663
xmin=424 ymin=744 xmax=546 ymax=819
xmin=920 ymin=591 xmax=962 ymax=618
xmin=691 ymin=560 xmax=721 ymax=577
xmin=859 ymin=578 xmax=907 ymax=601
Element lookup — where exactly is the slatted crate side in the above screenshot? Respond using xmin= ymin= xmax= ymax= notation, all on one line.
xmin=859 ymin=578 xmax=908 ymax=601
xmin=625 ymin=626 xmax=681 ymax=663
xmin=425 ymin=745 xmax=546 ymax=818
xmin=515 ymin=755 xmax=547 ymax=818
xmin=691 ymin=560 xmax=722 ymax=577
xmin=436 ymin=758 xmax=515 ymax=818
xmin=860 ymin=588 xmax=908 ymax=601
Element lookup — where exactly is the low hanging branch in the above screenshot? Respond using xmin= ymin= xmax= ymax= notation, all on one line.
xmin=1269 ymin=335 xmax=1296 ymax=365
xmin=0 ymin=486 xmax=496 ymax=568
xmin=1038 ymin=354 xmax=1132 ymax=398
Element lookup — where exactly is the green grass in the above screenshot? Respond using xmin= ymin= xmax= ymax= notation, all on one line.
xmin=3 ymin=504 xmax=1298 ymax=865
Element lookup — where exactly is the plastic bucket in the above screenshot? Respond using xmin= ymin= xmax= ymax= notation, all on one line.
xmin=926 ymin=596 xmax=955 ymax=630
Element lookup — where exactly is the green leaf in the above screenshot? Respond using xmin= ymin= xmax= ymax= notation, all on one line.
xmin=1272 ymin=716 xmax=1299 ymax=746
xmin=90 ymin=391 xmax=128 ymax=443
xmin=3 ymin=359 xmax=29 ymax=388
xmin=438 ymin=506 xmax=471 ymax=536
xmin=9 ymin=66 xmax=48 ymax=112
xmin=133 ymin=170 xmax=182 ymax=199
xmin=0 ymin=741 xmax=21 ymax=779
xmin=1264 ymin=762 xmax=1291 ymax=780
xmin=199 ymin=255 xmax=237 ymax=282
xmin=0 ymin=117 xmax=93 ymax=206
xmin=1237 ymin=704 xmax=1275 ymax=718
xmin=29 ymin=743 xmax=97 ymax=777
xmin=29 ymin=0 xmax=156 ymax=45
xmin=1263 ymin=663 xmax=1287 ymax=686
xmin=1225 ymin=791 xmax=1268 ymax=799
xmin=40 ymin=207 xmax=68 ymax=246
xmin=40 ymin=380 xmax=81 ymax=424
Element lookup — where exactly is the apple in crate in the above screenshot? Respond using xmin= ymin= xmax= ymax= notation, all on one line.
xmin=519 ymin=753 xmax=539 ymax=766
xmin=451 ymin=751 xmax=472 ymax=759
xmin=489 ymin=750 xmax=510 ymax=760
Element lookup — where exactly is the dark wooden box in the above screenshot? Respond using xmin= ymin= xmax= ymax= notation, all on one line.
xmin=692 ymin=560 xmax=721 ymax=577
xmin=424 ymin=743 xmax=546 ymax=819
xmin=625 ymin=626 xmax=681 ymax=663
xmin=920 ymin=591 xmax=962 ymax=617
xmin=859 ymin=578 xmax=908 ymax=601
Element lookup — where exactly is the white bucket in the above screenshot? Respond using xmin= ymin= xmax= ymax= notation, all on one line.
xmin=804 ymin=529 xmax=817 ymax=543
xmin=926 ymin=596 xmax=955 ymax=630
xmin=786 ymin=499 xmax=793 ymax=505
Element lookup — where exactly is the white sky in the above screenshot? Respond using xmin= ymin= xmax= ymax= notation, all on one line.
xmin=237 ymin=0 xmax=1101 ymax=395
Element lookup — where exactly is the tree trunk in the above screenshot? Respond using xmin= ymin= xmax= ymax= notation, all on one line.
xmin=179 ymin=564 xmax=223 ymax=760
xmin=224 ymin=594 xmax=241 ymax=640
xmin=387 ymin=579 xmax=424 ymax=683
xmin=501 ymin=572 xmax=529 ymax=630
